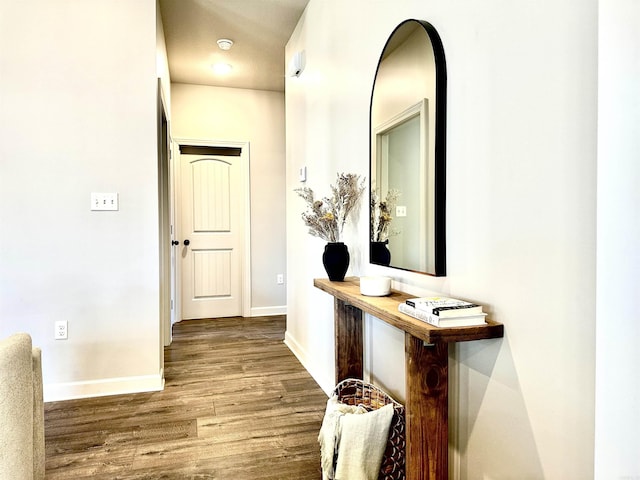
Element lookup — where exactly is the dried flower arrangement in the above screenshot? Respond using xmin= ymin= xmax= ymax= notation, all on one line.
xmin=370 ymin=188 xmax=401 ymax=242
xmin=295 ymin=173 xmax=366 ymax=243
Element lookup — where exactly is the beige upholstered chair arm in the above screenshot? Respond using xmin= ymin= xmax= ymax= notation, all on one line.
xmin=0 ymin=333 xmax=45 ymax=480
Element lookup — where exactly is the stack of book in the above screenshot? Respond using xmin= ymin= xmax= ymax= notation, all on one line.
xmin=398 ymin=296 xmax=487 ymax=327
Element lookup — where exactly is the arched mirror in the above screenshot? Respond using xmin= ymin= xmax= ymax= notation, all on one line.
xmin=369 ymin=19 xmax=446 ymax=276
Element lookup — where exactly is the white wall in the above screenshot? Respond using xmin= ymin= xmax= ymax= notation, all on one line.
xmin=0 ymin=0 xmax=164 ymax=400
xmin=285 ymin=0 xmax=599 ymax=478
xmin=170 ymin=83 xmax=287 ymax=315
xmin=156 ymin=0 xmax=171 ymax=112
xmin=595 ymin=0 xmax=640 ymax=478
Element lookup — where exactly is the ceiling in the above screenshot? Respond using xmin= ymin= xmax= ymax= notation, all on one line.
xmin=158 ymin=0 xmax=310 ymax=92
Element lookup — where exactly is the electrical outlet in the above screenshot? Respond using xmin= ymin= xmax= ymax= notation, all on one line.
xmin=55 ymin=320 xmax=68 ymax=340
xmin=395 ymin=205 xmax=407 ymax=217
xmin=277 ymin=274 xmax=284 ymax=285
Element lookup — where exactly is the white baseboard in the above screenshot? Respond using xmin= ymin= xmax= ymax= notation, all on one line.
xmin=44 ymin=370 xmax=165 ymax=402
xmin=250 ymin=305 xmax=287 ymax=317
xmin=284 ymin=330 xmax=333 ymax=396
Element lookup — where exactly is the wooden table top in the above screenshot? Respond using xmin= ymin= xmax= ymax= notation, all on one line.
xmin=314 ymin=277 xmax=504 ymax=344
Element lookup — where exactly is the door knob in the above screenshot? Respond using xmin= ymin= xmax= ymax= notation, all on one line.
xmin=171 ymin=240 xmax=179 ymax=246
xmin=184 ymin=239 xmax=190 ymax=246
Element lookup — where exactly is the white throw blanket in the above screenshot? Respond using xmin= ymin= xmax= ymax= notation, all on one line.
xmin=318 ymin=395 xmax=394 ymax=480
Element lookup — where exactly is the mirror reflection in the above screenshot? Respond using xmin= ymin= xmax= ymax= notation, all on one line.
xmin=369 ymin=19 xmax=447 ymax=276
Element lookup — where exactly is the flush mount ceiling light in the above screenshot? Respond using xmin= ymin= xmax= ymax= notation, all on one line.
xmin=211 ymin=62 xmax=233 ymax=75
xmin=216 ymin=38 xmax=234 ymax=51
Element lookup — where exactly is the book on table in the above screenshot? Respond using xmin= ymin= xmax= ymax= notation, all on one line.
xmin=398 ymin=302 xmax=487 ymax=327
xmin=405 ymin=296 xmax=483 ymax=318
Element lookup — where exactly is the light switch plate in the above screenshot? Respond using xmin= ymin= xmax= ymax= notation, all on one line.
xmin=396 ymin=205 xmax=407 ymax=217
xmin=91 ymin=192 xmax=119 ymax=211
xmin=299 ymin=166 xmax=307 ymax=182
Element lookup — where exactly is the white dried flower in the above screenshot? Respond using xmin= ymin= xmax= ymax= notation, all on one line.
xmin=295 ymin=173 xmax=365 ymax=243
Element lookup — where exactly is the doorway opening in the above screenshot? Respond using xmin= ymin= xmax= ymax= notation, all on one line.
xmin=173 ymin=139 xmax=251 ymax=323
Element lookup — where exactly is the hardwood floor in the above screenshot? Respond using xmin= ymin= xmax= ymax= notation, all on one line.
xmin=44 ymin=316 xmax=328 ymax=479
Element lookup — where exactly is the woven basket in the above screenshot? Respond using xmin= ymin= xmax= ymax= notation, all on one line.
xmin=332 ymin=378 xmax=405 ymax=480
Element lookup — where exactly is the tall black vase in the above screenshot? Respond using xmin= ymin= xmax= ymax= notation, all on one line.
xmin=322 ymin=242 xmax=350 ymax=281
xmin=370 ymin=241 xmax=391 ymax=266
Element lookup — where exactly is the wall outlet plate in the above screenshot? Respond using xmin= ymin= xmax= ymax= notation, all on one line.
xmin=55 ymin=320 xmax=68 ymax=340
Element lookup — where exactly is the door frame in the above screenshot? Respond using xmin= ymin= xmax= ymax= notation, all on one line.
xmin=172 ymin=137 xmax=252 ymax=321
xmin=157 ymin=79 xmax=172 ymax=354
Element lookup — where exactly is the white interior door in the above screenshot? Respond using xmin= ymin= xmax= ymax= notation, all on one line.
xmin=180 ymin=151 xmax=244 ymax=319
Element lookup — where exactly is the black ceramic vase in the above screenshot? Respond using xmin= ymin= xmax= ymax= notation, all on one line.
xmin=322 ymin=242 xmax=350 ymax=281
xmin=370 ymin=241 xmax=391 ymax=266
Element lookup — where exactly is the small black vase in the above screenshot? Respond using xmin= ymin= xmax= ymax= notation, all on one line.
xmin=322 ymin=242 xmax=350 ymax=281
xmin=370 ymin=241 xmax=391 ymax=266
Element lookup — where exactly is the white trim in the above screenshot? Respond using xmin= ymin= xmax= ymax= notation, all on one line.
xmin=373 ymin=99 xmax=431 ymax=272
xmin=240 ymin=143 xmax=252 ymax=318
xmin=170 ymin=139 xmax=181 ymax=328
xmin=173 ymin=137 xmax=252 ymax=319
xmin=43 ymin=371 xmax=165 ymax=403
xmin=157 ymin=77 xmax=172 ymax=351
xmin=250 ymin=305 xmax=287 ymax=317
xmin=284 ymin=331 xmax=333 ymax=396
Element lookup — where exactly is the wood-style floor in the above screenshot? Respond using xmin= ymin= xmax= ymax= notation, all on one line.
xmin=44 ymin=316 xmax=328 ymax=479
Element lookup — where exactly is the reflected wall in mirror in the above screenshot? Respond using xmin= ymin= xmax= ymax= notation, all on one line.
xmin=370 ymin=19 xmax=447 ymax=276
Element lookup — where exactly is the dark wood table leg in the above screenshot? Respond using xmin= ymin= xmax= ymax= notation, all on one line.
xmin=405 ymin=334 xmax=449 ymax=480
xmin=334 ymin=298 xmax=363 ymax=383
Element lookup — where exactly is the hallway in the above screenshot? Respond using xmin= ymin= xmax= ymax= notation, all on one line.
xmin=44 ymin=316 xmax=327 ymax=479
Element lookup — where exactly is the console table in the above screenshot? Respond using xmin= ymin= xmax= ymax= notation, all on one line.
xmin=314 ymin=277 xmax=504 ymax=480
